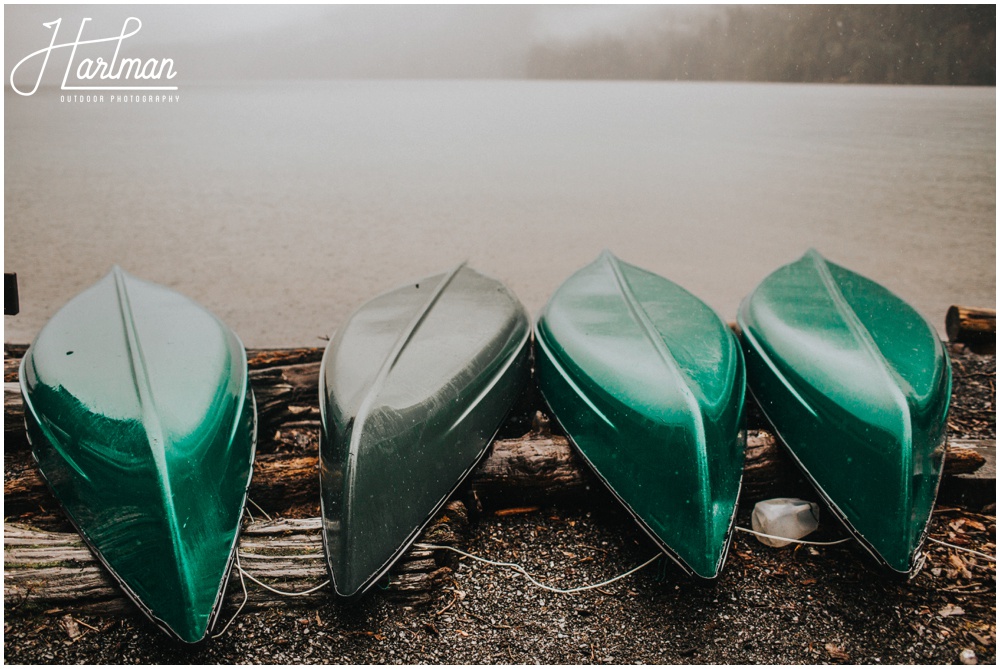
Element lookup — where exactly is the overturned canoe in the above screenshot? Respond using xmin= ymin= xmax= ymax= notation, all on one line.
xmin=534 ymin=251 xmax=746 ymax=579
xmin=738 ymin=250 xmax=951 ymax=573
xmin=320 ymin=264 xmax=531 ymax=598
xmin=19 ymin=267 xmax=256 ymax=643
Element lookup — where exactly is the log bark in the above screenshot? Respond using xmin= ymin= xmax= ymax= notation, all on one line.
xmin=946 ymin=305 xmax=996 ymax=345
xmin=4 ymin=391 xmax=989 ymax=517
xmin=249 ymin=362 xmax=322 ymax=432
xmin=5 ymin=381 xmax=24 ymax=442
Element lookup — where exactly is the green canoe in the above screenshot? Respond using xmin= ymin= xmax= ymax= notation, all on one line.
xmin=19 ymin=267 xmax=256 ymax=643
xmin=534 ymin=251 xmax=746 ymax=579
xmin=320 ymin=264 xmax=531 ymax=598
xmin=737 ymin=250 xmax=951 ymax=574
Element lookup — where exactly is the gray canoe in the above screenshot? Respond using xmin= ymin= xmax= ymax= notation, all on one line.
xmin=319 ymin=264 xmax=531 ymax=598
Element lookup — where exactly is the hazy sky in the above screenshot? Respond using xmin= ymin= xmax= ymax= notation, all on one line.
xmin=5 ymin=4 xmax=712 ymax=83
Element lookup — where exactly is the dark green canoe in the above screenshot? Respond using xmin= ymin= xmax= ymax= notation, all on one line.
xmin=738 ymin=250 xmax=951 ymax=574
xmin=19 ymin=267 xmax=256 ymax=643
xmin=319 ymin=264 xmax=531 ymax=598
xmin=534 ymin=251 xmax=746 ymax=579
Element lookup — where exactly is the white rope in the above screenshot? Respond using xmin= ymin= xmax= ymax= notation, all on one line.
xmin=246 ymin=497 xmax=272 ymax=521
xmin=210 ymin=546 xmax=329 ymax=637
xmin=735 ymin=526 xmax=853 ymax=546
xmin=928 ymin=537 xmax=997 ymax=562
xmin=235 ymin=555 xmax=331 ymax=596
xmin=211 ymin=551 xmax=248 ymax=639
xmin=415 ymin=542 xmax=660 ymax=594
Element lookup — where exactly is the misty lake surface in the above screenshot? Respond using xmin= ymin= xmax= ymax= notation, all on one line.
xmin=5 ymin=81 xmax=995 ymax=347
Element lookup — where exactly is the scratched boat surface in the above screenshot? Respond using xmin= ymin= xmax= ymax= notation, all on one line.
xmin=19 ymin=267 xmax=256 ymax=643
xmin=738 ymin=249 xmax=951 ymax=573
xmin=534 ymin=251 xmax=746 ymax=579
xmin=319 ymin=264 xmax=531 ymax=598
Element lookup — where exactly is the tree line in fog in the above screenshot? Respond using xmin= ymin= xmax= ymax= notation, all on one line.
xmin=527 ymin=5 xmax=995 ymax=85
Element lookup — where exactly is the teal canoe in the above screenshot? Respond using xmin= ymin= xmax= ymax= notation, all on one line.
xmin=19 ymin=267 xmax=256 ymax=643
xmin=738 ymin=250 xmax=951 ymax=574
xmin=320 ymin=264 xmax=531 ymax=598
xmin=534 ymin=251 xmax=746 ymax=579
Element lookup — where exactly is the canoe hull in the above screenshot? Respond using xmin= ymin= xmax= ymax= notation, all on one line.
xmin=19 ymin=267 xmax=256 ymax=642
xmin=320 ymin=264 xmax=531 ymax=598
xmin=535 ymin=251 xmax=746 ymax=579
xmin=738 ymin=250 xmax=950 ymax=573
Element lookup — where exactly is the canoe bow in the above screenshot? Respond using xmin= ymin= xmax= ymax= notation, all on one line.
xmin=319 ymin=265 xmax=531 ymax=598
xmin=20 ymin=267 xmax=256 ymax=642
xmin=535 ymin=251 xmax=746 ymax=579
xmin=738 ymin=249 xmax=951 ymax=573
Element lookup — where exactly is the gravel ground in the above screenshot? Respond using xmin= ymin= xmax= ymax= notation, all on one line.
xmin=4 ymin=347 xmax=995 ymax=664
xmin=948 ymin=345 xmax=996 ymax=440
xmin=4 ymin=497 xmax=995 ymax=664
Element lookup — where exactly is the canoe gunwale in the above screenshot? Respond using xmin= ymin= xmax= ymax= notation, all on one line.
xmin=320 ymin=325 xmax=532 ymax=600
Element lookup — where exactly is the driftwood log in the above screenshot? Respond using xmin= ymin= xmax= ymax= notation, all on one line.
xmin=946 ymin=305 xmax=996 ymax=346
xmin=3 ymin=345 xmax=992 ymax=614
xmin=5 ymin=503 xmax=471 ymax=615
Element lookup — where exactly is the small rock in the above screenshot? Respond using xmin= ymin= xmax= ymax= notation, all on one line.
xmin=59 ymin=615 xmax=81 ymax=642
xmin=825 ymin=643 xmax=850 ymax=662
xmin=939 ymin=604 xmax=965 ymax=617
xmin=960 ymin=649 xmax=977 ymax=665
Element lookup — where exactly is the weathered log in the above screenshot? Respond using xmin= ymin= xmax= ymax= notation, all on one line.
xmin=4 ymin=407 xmax=990 ymax=524
xmin=946 ymin=305 xmax=996 ymax=346
xmin=469 ymin=427 xmax=589 ymax=506
xmin=249 ymin=362 xmax=322 ymax=432
xmin=939 ymin=440 xmax=997 ymax=510
xmin=9 ymin=424 xmax=994 ymax=615
xmin=246 ymin=347 xmax=324 ymax=369
xmin=5 ymin=381 xmax=24 ymax=442
xmin=5 ymin=501 xmax=469 ymax=614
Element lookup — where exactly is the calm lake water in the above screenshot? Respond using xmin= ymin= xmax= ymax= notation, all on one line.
xmin=4 ymin=81 xmax=995 ymax=347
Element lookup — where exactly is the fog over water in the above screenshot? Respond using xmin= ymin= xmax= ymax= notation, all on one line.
xmin=6 ymin=5 xmax=991 ymax=85
xmin=5 ymin=80 xmax=994 ymax=346
xmin=5 ymin=5 xmax=703 ymax=82
xmin=4 ymin=7 xmax=995 ymax=347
